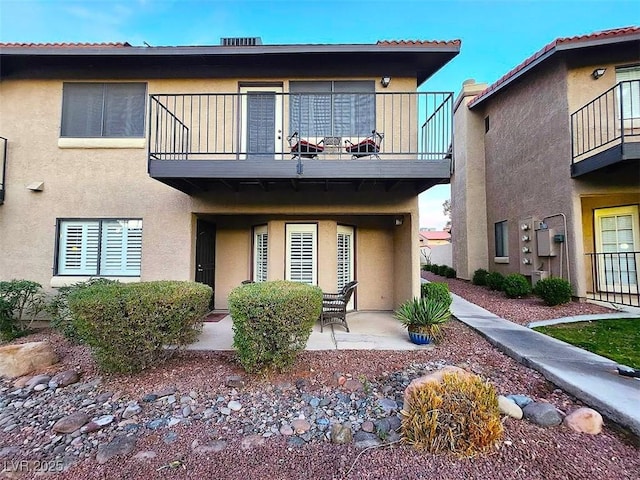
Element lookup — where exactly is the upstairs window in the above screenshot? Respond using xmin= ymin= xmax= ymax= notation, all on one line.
xmin=57 ymin=219 xmax=142 ymax=276
xmin=61 ymin=83 xmax=146 ymax=138
xmin=616 ymin=65 xmax=640 ymax=122
xmin=289 ymin=81 xmax=375 ymax=137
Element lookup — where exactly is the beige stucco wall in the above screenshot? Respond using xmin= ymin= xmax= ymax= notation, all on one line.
xmin=0 ymin=76 xmax=422 ymax=311
xmin=451 ymin=80 xmax=488 ymax=280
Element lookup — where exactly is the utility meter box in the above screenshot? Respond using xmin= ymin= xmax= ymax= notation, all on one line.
xmin=536 ymin=229 xmax=557 ymax=257
xmin=519 ymin=217 xmax=538 ymax=274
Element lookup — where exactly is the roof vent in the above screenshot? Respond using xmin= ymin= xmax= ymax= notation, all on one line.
xmin=220 ymin=37 xmax=263 ymax=47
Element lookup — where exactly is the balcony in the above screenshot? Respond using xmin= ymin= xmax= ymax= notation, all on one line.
xmin=571 ymin=80 xmax=640 ymax=177
xmin=147 ymin=91 xmax=453 ymax=194
xmin=0 ymin=136 xmax=6 ymax=204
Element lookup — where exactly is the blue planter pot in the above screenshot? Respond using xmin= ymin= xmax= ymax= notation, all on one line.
xmin=408 ymin=330 xmax=432 ymax=345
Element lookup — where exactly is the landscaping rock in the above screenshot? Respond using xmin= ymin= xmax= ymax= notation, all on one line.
xmin=353 ymin=430 xmax=382 ymax=449
xmin=564 ymin=408 xmax=603 ymax=434
xmin=133 ymin=451 xmax=157 ymax=461
xmin=344 ymin=379 xmax=364 ymax=392
xmin=522 ymin=402 xmax=563 ymax=427
xmin=96 ymin=436 xmax=137 ymax=465
xmin=291 ymin=418 xmax=311 ymax=434
xmin=498 ymin=395 xmax=523 ymax=419
xmin=377 ymin=398 xmax=398 ymax=415
xmin=122 ymin=402 xmax=142 ymax=419
xmin=279 ymin=424 xmax=294 ymax=436
xmin=0 ymin=342 xmax=58 ymax=378
xmin=192 ymin=439 xmax=227 ymax=454
xmin=240 ymin=434 xmax=265 ymax=450
xmin=142 ymin=393 xmax=158 ymax=402
xmin=330 ymin=422 xmax=353 ymax=444
xmin=506 ymin=394 xmax=534 ymax=408
xmin=361 ymin=420 xmax=375 ymax=433
xmin=49 ymin=369 xmax=80 ymax=388
xmin=228 ymin=400 xmax=242 ymax=411
xmin=25 ymin=374 xmax=51 ymax=389
xmin=52 ymin=411 xmax=89 ymax=434
xmin=225 ymin=375 xmax=245 ymax=388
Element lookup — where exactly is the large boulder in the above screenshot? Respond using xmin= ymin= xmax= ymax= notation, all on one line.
xmin=563 ymin=408 xmax=603 ymax=434
xmin=403 ymin=365 xmax=475 ymax=411
xmin=0 ymin=342 xmax=58 ymax=379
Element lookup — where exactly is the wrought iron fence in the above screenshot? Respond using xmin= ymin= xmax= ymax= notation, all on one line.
xmin=148 ymin=91 xmax=453 ymax=162
xmin=586 ymin=251 xmax=640 ymax=306
xmin=571 ymin=80 xmax=640 ymax=163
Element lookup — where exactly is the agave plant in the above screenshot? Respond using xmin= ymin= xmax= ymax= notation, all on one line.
xmin=394 ymin=297 xmax=451 ymax=340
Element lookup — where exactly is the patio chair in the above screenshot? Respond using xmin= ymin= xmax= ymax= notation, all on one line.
xmin=287 ymin=131 xmax=325 ymax=159
xmin=321 ymin=280 xmax=358 ymax=332
xmin=344 ymin=130 xmax=383 ymax=159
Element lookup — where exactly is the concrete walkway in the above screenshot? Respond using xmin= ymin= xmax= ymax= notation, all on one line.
xmin=450 ymin=292 xmax=640 ymax=437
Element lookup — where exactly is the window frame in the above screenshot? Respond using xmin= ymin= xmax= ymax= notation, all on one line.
xmin=252 ymin=224 xmax=269 ymax=282
xmin=60 ymin=82 xmax=147 ymax=139
xmin=55 ymin=218 xmax=143 ymax=277
xmin=494 ymin=220 xmax=509 ymax=259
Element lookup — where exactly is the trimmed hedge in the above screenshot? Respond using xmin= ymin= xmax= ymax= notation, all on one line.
xmin=49 ymin=278 xmax=117 ymax=344
xmin=485 ymin=272 xmax=505 ymax=291
xmin=534 ymin=277 xmax=573 ymax=306
xmin=68 ymin=281 xmax=211 ymax=373
xmin=503 ymin=273 xmax=532 ymax=298
xmin=437 ymin=265 xmax=449 ymax=276
xmin=0 ymin=280 xmax=47 ymax=340
xmin=228 ymin=281 xmax=322 ymax=374
xmin=444 ymin=267 xmax=456 ymax=278
xmin=421 ymin=282 xmax=452 ymax=308
xmin=472 ymin=269 xmax=489 ymax=286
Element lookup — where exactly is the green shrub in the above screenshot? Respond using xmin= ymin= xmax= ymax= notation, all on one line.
xmin=534 ymin=277 xmax=573 ymax=306
xmin=503 ymin=273 xmax=532 ymax=298
xmin=485 ymin=272 xmax=505 ymax=291
xmin=228 ymin=281 xmax=322 ymax=373
xmin=437 ymin=265 xmax=449 ymax=276
xmin=421 ymin=264 xmax=429 ymax=272
xmin=421 ymin=282 xmax=452 ymax=308
xmin=429 ymin=264 xmax=438 ymax=274
xmin=69 ymin=281 xmax=211 ymax=373
xmin=472 ymin=269 xmax=489 ymax=286
xmin=444 ymin=267 xmax=456 ymax=278
xmin=48 ymin=278 xmax=117 ymax=344
xmin=0 ymin=280 xmax=47 ymax=341
xmin=402 ymin=372 xmax=503 ymax=456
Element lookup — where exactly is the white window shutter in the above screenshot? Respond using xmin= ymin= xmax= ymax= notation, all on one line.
xmin=58 ymin=221 xmax=99 ymax=275
xmin=254 ymin=225 xmax=268 ymax=282
xmin=286 ymin=224 xmax=317 ymax=285
xmin=100 ymin=220 xmax=142 ymax=276
xmin=337 ymin=225 xmax=355 ymax=309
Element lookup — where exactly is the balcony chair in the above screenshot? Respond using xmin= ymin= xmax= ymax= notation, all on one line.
xmin=345 ymin=130 xmax=384 ymax=159
xmin=287 ymin=131 xmax=325 ymax=159
xmin=321 ymin=280 xmax=358 ymax=332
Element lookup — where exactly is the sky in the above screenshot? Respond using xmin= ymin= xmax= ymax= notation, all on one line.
xmin=1 ymin=0 xmax=638 ymax=228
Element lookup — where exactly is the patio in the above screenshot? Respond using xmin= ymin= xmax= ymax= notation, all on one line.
xmin=186 ymin=311 xmax=429 ymax=351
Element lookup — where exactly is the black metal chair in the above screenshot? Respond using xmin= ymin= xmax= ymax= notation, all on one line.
xmin=321 ymin=281 xmax=358 ymax=332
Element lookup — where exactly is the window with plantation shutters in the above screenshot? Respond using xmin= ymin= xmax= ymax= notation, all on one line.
xmin=57 ymin=219 xmax=142 ymax=276
xmin=337 ymin=225 xmax=355 ymax=310
xmin=616 ymin=66 xmax=640 ymax=124
xmin=286 ymin=224 xmax=317 ymax=285
xmin=253 ymin=225 xmax=268 ymax=282
xmin=61 ymin=83 xmax=146 ymax=138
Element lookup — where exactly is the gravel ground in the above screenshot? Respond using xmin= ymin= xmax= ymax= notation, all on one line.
xmin=421 ymin=271 xmax=615 ymax=325
xmin=1 ymin=319 xmax=638 ymax=480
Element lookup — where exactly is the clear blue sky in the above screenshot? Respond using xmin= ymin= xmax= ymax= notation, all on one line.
xmin=1 ymin=0 xmax=638 ymax=228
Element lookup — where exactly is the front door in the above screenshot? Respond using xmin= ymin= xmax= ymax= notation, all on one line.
xmin=195 ymin=219 xmax=216 ymax=309
xmin=240 ymin=86 xmax=283 ymax=159
xmin=594 ymin=205 xmax=639 ymax=293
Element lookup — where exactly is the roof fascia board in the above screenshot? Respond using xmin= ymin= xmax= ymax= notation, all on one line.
xmin=555 ymin=32 xmax=640 ymax=50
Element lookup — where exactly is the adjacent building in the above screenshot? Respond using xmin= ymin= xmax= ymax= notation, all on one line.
xmin=452 ymin=26 xmax=640 ymax=306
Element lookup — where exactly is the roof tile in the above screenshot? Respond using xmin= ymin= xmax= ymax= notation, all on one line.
xmin=0 ymin=42 xmax=130 ymax=48
xmin=377 ymin=39 xmax=461 ymax=47
xmin=468 ymin=26 xmax=639 ymax=108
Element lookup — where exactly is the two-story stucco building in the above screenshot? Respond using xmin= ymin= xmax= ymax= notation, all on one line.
xmin=452 ymin=26 xmax=640 ymax=306
xmin=0 ymin=37 xmax=459 ymax=312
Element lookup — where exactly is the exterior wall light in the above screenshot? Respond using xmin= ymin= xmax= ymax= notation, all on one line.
xmin=381 ymin=76 xmax=391 ymax=88
xmin=395 ymin=216 xmax=403 ymax=226
xmin=591 ymin=68 xmax=606 ymax=80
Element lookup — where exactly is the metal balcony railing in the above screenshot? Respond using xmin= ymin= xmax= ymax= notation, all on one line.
xmin=571 ymin=80 xmax=640 ymax=163
xmin=586 ymin=251 xmax=640 ymax=307
xmin=0 ymin=136 xmax=7 ymax=205
xmin=148 ymin=91 xmax=453 ymax=164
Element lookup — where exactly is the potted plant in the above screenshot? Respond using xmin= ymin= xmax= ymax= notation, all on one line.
xmin=394 ymin=297 xmax=451 ymax=345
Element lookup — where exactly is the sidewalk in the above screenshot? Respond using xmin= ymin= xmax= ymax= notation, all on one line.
xmin=450 ymin=292 xmax=640 ymax=437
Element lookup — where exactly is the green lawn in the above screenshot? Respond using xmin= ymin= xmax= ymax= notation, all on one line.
xmin=534 ymin=318 xmax=640 ymax=370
